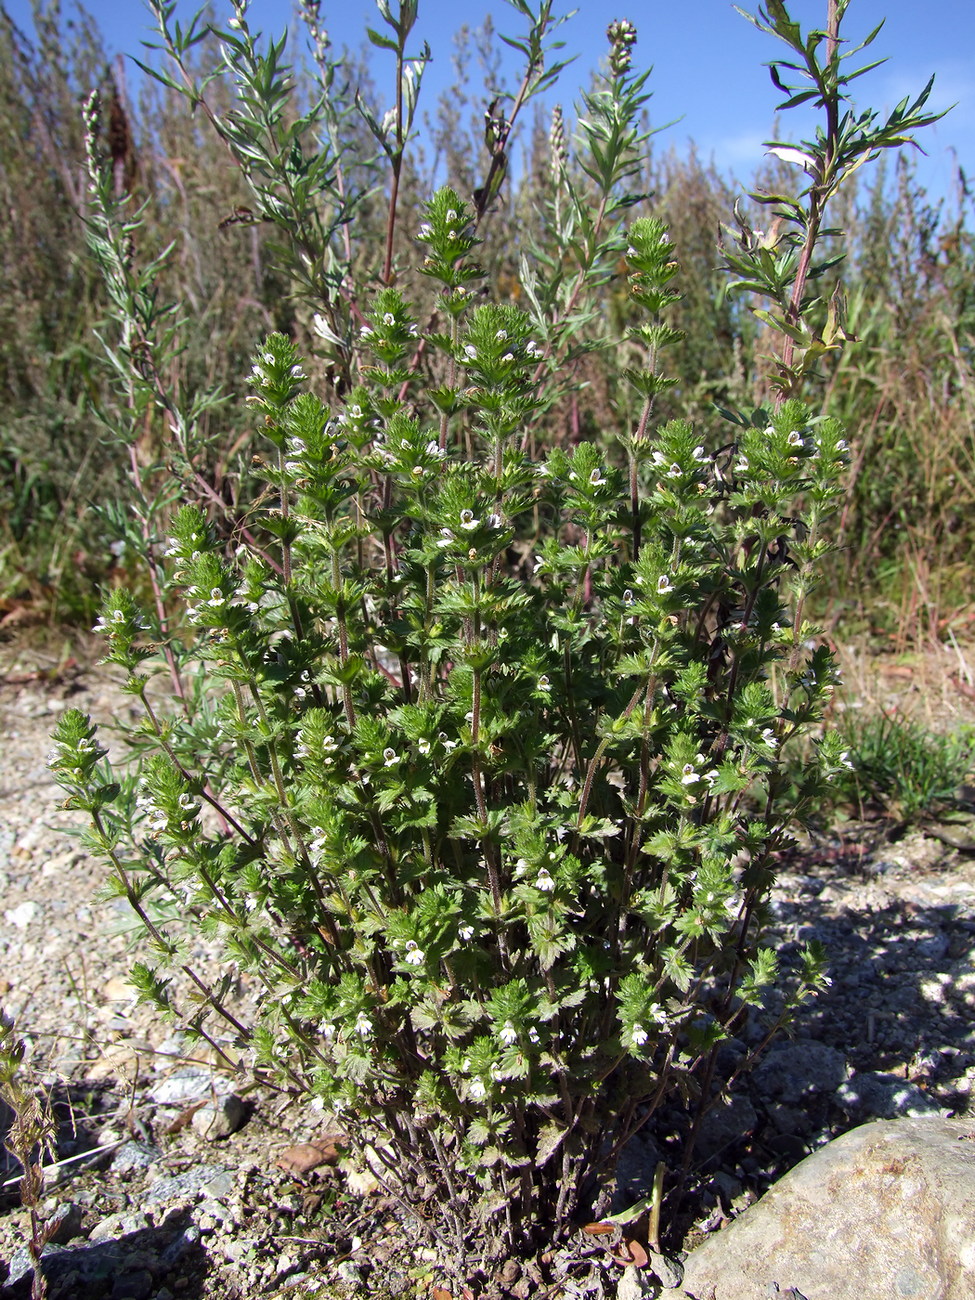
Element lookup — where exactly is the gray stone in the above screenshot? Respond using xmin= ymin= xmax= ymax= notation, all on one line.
xmin=616 ymin=1264 xmax=660 ymax=1299
xmin=220 ymin=1238 xmax=255 ymax=1265
xmin=5 ymin=1243 xmax=64 ymax=1288
xmin=834 ymin=1071 xmax=945 ymax=1121
xmin=45 ymin=1200 xmax=84 ymax=1244
xmin=648 ymin=1250 xmax=684 ymax=1288
xmin=751 ymin=1041 xmax=848 ymax=1105
xmin=159 ymin=1225 xmax=201 ymax=1267
xmin=4 ymin=1239 xmax=162 ymax=1299
xmin=766 ymin=1103 xmax=814 ymax=1136
xmin=110 ymin=1141 xmax=162 ymax=1174
xmin=145 ymin=1163 xmax=232 ymax=1206
xmin=190 ymin=1091 xmax=247 ymax=1140
xmin=199 ymin=1167 xmax=236 ymax=1201
xmin=680 ymin=1116 xmax=975 ymax=1300
xmin=194 ymin=1196 xmax=233 ymax=1227
xmin=336 ymin=1260 xmax=365 ymax=1286
xmin=88 ymin=1210 xmax=152 ymax=1244
xmin=696 ymin=1094 xmax=758 ymax=1160
xmin=111 ymin=1268 xmax=153 ymax=1299
xmin=4 ymin=900 xmax=39 ymax=928
xmin=148 ymin=1067 xmax=227 ymax=1106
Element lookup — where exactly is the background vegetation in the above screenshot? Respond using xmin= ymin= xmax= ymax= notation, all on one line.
xmin=0 ymin=0 xmax=972 ymax=646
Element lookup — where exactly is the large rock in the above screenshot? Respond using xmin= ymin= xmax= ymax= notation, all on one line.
xmin=680 ymin=1116 xmax=975 ymax=1300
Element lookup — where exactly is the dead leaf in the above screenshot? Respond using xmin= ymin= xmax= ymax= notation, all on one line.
xmin=612 ymin=1239 xmax=649 ymax=1268
xmin=164 ymin=1099 xmax=208 ymax=1134
xmin=275 ymin=1134 xmax=346 ymax=1176
xmin=583 ymin=1222 xmax=616 ymax=1235
xmin=431 ymin=1289 xmax=453 ymax=1300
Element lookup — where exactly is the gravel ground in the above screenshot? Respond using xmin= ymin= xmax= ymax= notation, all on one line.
xmin=2 ymin=643 xmax=975 ymax=1298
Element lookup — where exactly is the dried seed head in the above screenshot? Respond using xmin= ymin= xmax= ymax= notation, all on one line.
xmin=549 ymin=104 xmax=567 ymax=177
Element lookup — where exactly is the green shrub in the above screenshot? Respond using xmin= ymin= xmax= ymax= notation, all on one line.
xmin=49 ymin=0 xmax=941 ymax=1281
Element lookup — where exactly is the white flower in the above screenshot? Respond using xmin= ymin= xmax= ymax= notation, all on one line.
xmin=459 ymin=509 xmax=479 ymax=530
xmin=630 ymin=1023 xmax=649 ymax=1047
xmin=500 ymin=352 xmax=514 ymax=363
xmin=665 ymin=463 xmax=682 ymax=478
xmin=318 ymin=1021 xmax=336 ymax=1039
xmin=681 ymin=763 xmax=699 ymax=785
xmin=404 ymin=940 xmax=425 ymax=966
xmin=657 ymin=575 xmax=674 ymax=595
xmin=535 ymin=868 xmax=555 ymax=892
xmin=499 ymin=1020 xmax=518 ymax=1046
xmin=528 ymin=1026 xmax=540 ymax=1044
xmin=839 ymin=750 xmax=854 ymax=770
xmin=589 ymin=468 xmax=606 ymax=486
xmin=437 ymin=528 xmax=454 ymax=548
xmin=354 ymin=1013 xmax=373 ymax=1038
xmin=382 ymin=747 xmax=399 ymax=767
xmin=459 ymin=925 xmax=475 ymax=941
xmin=207 ymin=588 xmax=225 ymax=607
xmin=439 ymin=732 xmax=458 ymax=752
xmin=445 ymin=209 xmax=457 ymax=223
xmin=648 ymin=1003 xmax=667 ymax=1025
xmin=761 ymin=727 xmax=778 ymax=749
xmin=787 ymin=430 xmax=804 ymax=448
xmin=692 ymin=445 xmax=708 ymax=462
xmin=418 ymin=222 xmax=432 ymax=238
xmin=469 ymin=1078 xmax=487 ymax=1100
xmin=383 ymin=312 xmax=395 ymax=326
xmin=418 ymin=738 xmax=431 ymax=755
xmin=464 ymin=344 xmax=477 ymax=360
xmin=537 ymin=675 xmax=551 ymax=691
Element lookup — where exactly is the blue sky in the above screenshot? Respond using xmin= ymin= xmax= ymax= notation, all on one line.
xmin=9 ymin=0 xmax=973 ymax=206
